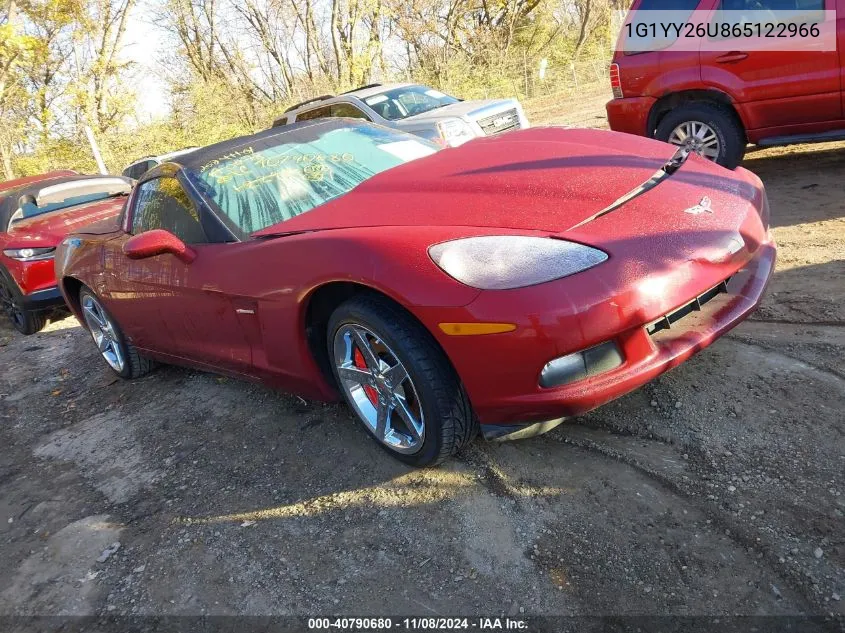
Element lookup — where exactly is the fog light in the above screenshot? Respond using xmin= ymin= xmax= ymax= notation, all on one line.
xmin=540 ymin=352 xmax=586 ymax=388
xmin=539 ymin=341 xmax=623 ymax=388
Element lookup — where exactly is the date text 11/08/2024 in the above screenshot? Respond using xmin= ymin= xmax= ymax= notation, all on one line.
xmin=307 ymin=617 xmax=529 ymax=630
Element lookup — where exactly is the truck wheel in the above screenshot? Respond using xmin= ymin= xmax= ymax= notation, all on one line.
xmin=655 ymin=103 xmax=745 ymax=169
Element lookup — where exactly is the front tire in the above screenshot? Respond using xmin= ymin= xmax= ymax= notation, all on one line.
xmin=655 ymin=102 xmax=745 ymax=169
xmin=79 ymin=287 xmax=155 ymax=379
xmin=327 ymin=294 xmax=476 ymax=467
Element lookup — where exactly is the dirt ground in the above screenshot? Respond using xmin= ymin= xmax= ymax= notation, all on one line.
xmin=0 ymin=97 xmax=843 ymax=625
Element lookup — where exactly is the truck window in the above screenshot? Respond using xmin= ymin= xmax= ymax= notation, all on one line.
xmin=330 ymin=103 xmax=371 ymax=120
xmin=720 ymin=0 xmax=822 ymax=9
xmin=295 ymin=106 xmax=332 ymax=121
xmin=635 ymin=0 xmax=701 ymax=10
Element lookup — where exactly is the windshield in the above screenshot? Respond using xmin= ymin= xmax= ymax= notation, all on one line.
xmin=362 ymin=85 xmax=460 ymax=121
xmin=187 ymin=122 xmax=438 ymax=238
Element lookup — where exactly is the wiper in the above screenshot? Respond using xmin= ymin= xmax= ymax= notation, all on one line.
xmin=662 ymin=145 xmax=691 ymax=174
xmin=253 ymin=230 xmax=312 ymax=239
xmin=567 ymin=146 xmax=692 ymax=231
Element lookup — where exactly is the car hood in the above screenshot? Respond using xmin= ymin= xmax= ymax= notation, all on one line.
xmin=5 ymin=196 xmax=126 ymax=247
xmin=254 ymin=127 xmax=765 ymax=243
xmin=396 ymin=98 xmax=521 ymax=125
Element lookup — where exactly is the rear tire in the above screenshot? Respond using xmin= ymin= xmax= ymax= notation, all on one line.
xmin=16 ymin=310 xmax=47 ymax=335
xmin=655 ymin=102 xmax=745 ymax=169
xmin=327 ymin=294 xmax=477 ymax=467
xmin=0 ymin=277 xmax=47 ymax=335
xmin=79 ymin=286 xmax=155 ymax=379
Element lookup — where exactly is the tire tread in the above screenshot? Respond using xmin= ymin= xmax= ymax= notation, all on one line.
xmin=79 ymin=287 xmax=156 ymax=380
xmin=125 ymin=340 xmax=156 ymax=379
xmin=18 ymin=310 xmax=47 ymax=335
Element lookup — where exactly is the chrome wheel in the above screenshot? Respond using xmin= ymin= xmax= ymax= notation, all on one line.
xmin=333 ymin=323 xmax=425 ymax=454
xmin=668 ymin=121 xmax=720 ymax=161
xmin=81 ymin=294 xmax=125 ymax=373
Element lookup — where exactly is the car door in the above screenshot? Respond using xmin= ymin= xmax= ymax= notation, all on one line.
xmin=619 ymin=0 xmax=707 ymax=122
xmin=103 ymin=174 xmax=254 ymax=376
xmin=699 ymin=0 xmax=841 ymax=132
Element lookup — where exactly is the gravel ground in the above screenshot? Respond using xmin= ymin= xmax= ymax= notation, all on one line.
xmin=0 ymin=119 xmax=842 ymax=627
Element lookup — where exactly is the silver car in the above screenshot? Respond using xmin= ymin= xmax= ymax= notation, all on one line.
xmin=272 ymin=83 xmax=530 ymax=147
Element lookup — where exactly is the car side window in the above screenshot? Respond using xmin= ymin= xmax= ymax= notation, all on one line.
xmin=713 ymin=0 xmax=823 ymax=38
xmin=131 ymin=177 xmax=208 ymax=244
xmin=635 ymin=0 xmax=701 ymax=9
xmin=330 ymin=103 xmax=370 ymax=120
xmin=626 ymin=0 xmax=702 ymax=51
xmin=295 ymin=105 xmax=332 ymax=121
xmin=127 ymin=161 xmax=153 ymax=180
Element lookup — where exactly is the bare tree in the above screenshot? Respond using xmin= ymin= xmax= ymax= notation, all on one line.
xmin=569 ymin=0 xmax=610 ymax=59
xmin=232 ymin=0 xmax=295 ymax=98
xmin=67 ymin=0 xmax=137 ymax=133
xmin=0 ymin=0 xmax=22 ymax=178
xmin=21 ymin=0 xmax=79 ymax=141
xmin=157 ymin=0 xmax=275 ymax=126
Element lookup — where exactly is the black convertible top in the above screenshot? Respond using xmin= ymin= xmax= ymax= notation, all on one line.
xmin=174 ymin=119 xmax=352 ymax=171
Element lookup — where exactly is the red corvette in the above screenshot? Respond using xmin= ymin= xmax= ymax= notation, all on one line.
xmin=0 ymin=172 xmax=132 ymax=334
xmin=56 ymin=120 xmax=775 ymax=466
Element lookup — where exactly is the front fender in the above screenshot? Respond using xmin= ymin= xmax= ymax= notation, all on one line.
xmin=55 ymin=235 xmax=112 ymax=325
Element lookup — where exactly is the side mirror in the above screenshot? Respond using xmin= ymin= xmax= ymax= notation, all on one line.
xmin=123 ymin=229 xmax=196 ymax=263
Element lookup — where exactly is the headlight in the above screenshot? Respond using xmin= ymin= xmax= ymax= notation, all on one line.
xmin=436 ymin=118 xmax=476 ymax=147
xmin=3 ymin=247 xmax=56 ymax=261
xmin=429 ymin=236 xmax=607 ymax=290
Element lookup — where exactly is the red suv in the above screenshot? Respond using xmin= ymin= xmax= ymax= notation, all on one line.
xmin=0 ymin=172 xmax=131 ymax=334
xmin=607 ymin=0 xmax=845 ymax=167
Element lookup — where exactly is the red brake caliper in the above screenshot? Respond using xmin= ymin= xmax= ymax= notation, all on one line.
xmin=354 ymin=347 xmax=379 ymax=406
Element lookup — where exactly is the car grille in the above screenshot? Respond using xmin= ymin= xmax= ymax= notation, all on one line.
xmin=646 ymin=277 xmax=731 ymax=336
xmin=476 ymin=108 xmax=521 ymax=136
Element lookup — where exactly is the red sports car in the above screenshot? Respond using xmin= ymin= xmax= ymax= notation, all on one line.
xmin=0 ymin=171 xmax=132 ymax=334
xmin=56 ymin=120 xmax=775 ymax=466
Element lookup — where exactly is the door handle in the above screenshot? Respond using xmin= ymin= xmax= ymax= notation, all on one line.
xmin=716 ymin=51 xmax=748 ymax=63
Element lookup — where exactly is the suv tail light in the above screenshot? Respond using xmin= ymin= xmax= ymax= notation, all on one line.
xmin=609 ymin=63 xmax=623 ymax=99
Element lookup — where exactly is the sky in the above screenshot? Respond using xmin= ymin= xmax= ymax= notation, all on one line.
xmin=122 ymin=5 xmax=170 ymax=121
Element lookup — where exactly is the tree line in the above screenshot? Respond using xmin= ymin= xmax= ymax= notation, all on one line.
xmin=0 ymin=0 xmax=621 ymax=179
